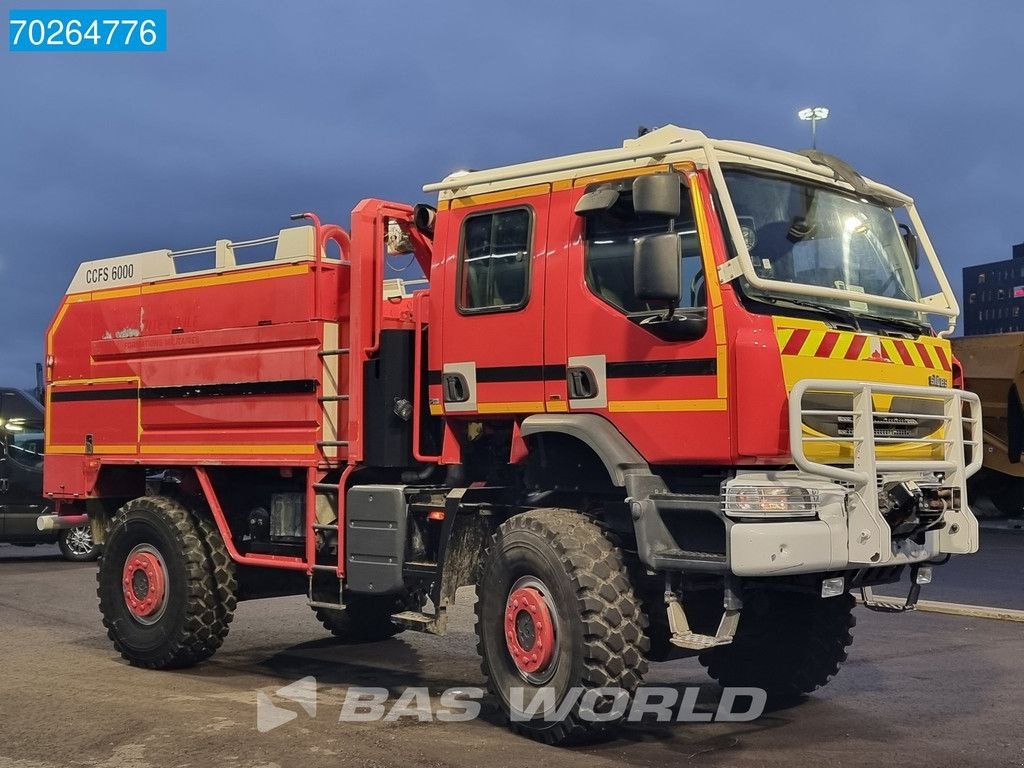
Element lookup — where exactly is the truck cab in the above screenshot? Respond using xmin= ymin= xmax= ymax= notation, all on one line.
xmin=427 ymin=125 xmax=978 ymax=577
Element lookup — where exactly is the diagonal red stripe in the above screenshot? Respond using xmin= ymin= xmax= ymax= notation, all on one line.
xmin=915 ymin=342 xmax=935 ymax=369
xmin=782 ymin=328 xmax=810 ymax=356
xmin=815 ymin=331 xmax=839 ymax=358
xmin=934 ymin=346 xmax=951 ymax=371
xmin=844 ymin=334 xmax=866 ymax=360
xmin=893 ymin=339 xmax=915 ymax=366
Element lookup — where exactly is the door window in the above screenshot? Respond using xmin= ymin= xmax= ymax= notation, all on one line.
xmin=4 ymin=418 xmax=45 ymax=471
xmin=583 ymin=182 xmax=705 ymax=313
xmin=457 ymin=207 xmax=532 ymax=313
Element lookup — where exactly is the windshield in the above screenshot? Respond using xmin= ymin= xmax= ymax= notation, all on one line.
xmin=724 ymin=168 xmax=924 ymax=324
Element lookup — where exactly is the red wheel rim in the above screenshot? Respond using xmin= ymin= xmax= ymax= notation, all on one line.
xmin=122 ymin=547 xmax=167 ymax=621
xmin=504 ymin=586 xmax=556 ymax=675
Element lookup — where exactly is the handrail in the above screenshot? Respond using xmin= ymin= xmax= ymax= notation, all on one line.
xmin=291 ymin=212 xmax=323 ymax=319
xmin=412 ymin=290 xmax=441 ymax=464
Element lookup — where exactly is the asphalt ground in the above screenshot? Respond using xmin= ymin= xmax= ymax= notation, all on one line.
xmin=0 ymin=529 xmax=1021 ymax=768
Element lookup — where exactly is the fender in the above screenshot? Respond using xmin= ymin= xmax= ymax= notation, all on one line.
xmin=519 ymin=414 xmax=725 ymax=572
xmin=519 ymin=413 xmax=667 ymax=497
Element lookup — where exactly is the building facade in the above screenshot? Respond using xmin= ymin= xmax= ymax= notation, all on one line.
xmin=962 ymin=243 xmax=1024 ymax=336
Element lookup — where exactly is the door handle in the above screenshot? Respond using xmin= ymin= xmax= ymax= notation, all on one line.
xmin=0 ymin=478 xmax=8 ymax=493
xmin=442 ymin=373 xmax=470 ymax=403
xmin=567 ymin=366 xmax=598 ymax=400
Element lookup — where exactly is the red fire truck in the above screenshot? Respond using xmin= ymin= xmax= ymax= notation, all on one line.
xmin=43 ymin=125 xmax=981 ymax=743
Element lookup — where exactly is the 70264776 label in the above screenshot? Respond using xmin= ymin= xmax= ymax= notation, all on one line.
xmin=9 ymin=9 xmax=166 ymax=52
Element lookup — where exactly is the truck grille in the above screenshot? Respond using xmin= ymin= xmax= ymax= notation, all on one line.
xmin=803 ymin=393 xmax=943 ymax=440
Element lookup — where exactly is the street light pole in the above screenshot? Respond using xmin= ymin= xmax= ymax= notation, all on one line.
xmin=798 ymin=106 xmax=830 ymax=149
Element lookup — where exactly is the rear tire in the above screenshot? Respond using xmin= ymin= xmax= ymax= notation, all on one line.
xmin=313 ymin=594 xmax=405 ymax=644
xmin=97 ymin=495 xmax=236 ymax=669
xmin=475 ymin=509 xmax=648 ymax=745
xmin=699 ymin=590 xmax=855 ymax=699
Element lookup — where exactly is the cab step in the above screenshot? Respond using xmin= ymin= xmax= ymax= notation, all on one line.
xmin=392 ymin=609 xmax=449 ymax=634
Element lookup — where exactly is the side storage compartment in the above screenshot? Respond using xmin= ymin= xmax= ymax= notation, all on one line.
xmin=345 ymin=484 xmax=408 ymax=594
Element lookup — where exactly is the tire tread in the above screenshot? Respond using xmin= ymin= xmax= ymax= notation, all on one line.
xmin=97 ymin=495 xmax=235 ymax=669
xmin=475 ymin=508 xmax=649 ymax=745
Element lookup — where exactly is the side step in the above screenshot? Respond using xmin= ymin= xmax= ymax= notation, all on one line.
xmin=666 ymin=592 xmax=739 ymax=650
xmin=860 ymin=585 xmax=920 ymax=613
xmin=309 ymin=600 xmax=346 ymax=612
xmin=391 ymin=609 xmax=448 ymax=634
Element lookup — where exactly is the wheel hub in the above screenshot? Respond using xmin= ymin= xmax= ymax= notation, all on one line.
xmin=122 ymin=547 xmax=167 ymax=621
xmin=504 ymin=586 xmax=555 ymax=675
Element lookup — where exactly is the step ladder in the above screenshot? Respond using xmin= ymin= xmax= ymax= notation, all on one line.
xmin=307 ymin=334 xmax=357 ymax=611
xmin=316 ymin=345 xmax=351 ymax=456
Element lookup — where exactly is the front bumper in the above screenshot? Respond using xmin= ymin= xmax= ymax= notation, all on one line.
xmin=725 ymin=469 xmax=947 ymax=577
xmin=633 ymin=380 xmax=982 ymax=578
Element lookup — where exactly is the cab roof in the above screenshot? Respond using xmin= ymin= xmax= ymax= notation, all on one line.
xmin=423 ymin=124 xmax=910 ymax=206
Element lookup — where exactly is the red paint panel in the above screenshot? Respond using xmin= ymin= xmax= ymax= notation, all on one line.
xmin=814 ymin=331 xmax=839 ymax=358
xmin=892 ymin=339 xmax=915 ymax=366
xmin=844 ymin=334 xmax=867 ymax=360
xmin=735 ymin=327 xmax=788 ymax=457
xmin=47 ymin=380 xmax=139 ymax=452
xmin=915 ymin=342 xmax=935 ymax=369
xmin=934 ymin=346 xmax=951 ymax=371
xmin=781 ymin=328 xmax=810 ymax=356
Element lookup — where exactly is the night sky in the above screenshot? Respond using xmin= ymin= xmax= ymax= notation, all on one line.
xmin=2 ymin=0 xmax=1022 ymax=385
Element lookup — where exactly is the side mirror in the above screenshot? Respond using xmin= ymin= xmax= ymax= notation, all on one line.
xmin=574 ymin=186 xmax=620 ymax=215
xmin=632 ymin=172 xmax=683 ymax=218
xmin=899 ymin=223 xmax=919 ymax=269
xmin=634 ymin=233 xmax=681 ymax=303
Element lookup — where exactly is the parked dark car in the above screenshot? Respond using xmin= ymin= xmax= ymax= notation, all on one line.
xmin=0 ymin=387 xmax=99 ymax=561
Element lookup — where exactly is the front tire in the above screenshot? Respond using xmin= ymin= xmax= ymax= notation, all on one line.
xmin=699 ymin=590 xmax=855 ymax=699
xmin=97 ymin=496 xmax=236 ymax=669
xmin=475 ymin=509 xmax=648 ymax=745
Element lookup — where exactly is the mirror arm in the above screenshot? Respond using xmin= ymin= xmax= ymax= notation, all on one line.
xmin=664 ymin=216 xmax=676 ymax=319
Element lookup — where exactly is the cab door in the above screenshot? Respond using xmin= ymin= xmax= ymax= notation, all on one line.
xmin=439 ymin=189 xmax=550 ymax=416
xmin=559 ymin=170 xmax=731 ymax=464
xmin=0 ymin=391 xmax=47 ymax=539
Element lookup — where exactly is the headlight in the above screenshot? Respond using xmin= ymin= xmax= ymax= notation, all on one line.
xmin=724 ymin=486 xmax=818 ymax=519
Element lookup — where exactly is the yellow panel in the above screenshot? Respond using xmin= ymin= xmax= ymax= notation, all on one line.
xmin=51 ymin=376 xmax=139 ymax=386
xmin=476 ymin=401 xmax=545 ymax=414
xmin=609 ymin=399 xmax=728 ymax=413
xmin=449 ymin=184 xmax=550 ymax=210
xmin=140 ymin=263 xmax=309 ymax=296
xmin=93 ymin=286 xmax=139 ymax=300
xmin=139 ymin=444 xmax=316 ymax=455
xmin=716 ymin=345 xmax=729 ymax=399
xmin=47 ymin=444 xmax=137 ymax=455
xmin=574 ymin=161 xmax=697 ymax=187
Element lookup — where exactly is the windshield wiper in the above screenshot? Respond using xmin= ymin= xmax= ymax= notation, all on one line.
xmin=760 ymin=296 xmax=862 ymax=330
xmin=852 ymin=311 xmax=930 ymax=337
